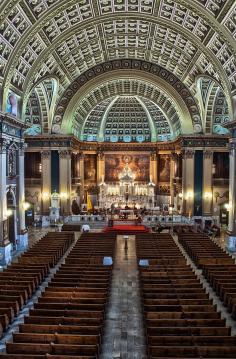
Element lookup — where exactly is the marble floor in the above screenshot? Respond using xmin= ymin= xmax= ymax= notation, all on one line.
xmin=100 ymin=235 xmax=147 ymax=359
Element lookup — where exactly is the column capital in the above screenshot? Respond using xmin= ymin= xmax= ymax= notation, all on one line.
xmin=150 ymin=151 xmax=157 ymax=161
xmin=78 ymin=152 xmax=85 ymax=160
xmin=229 ymin=141 xmax=236 ymax=155
xmin=59 ymin=150 xmax=71 ymax=159
xmin=97 ymin=151 xmax=104 ymax=160
xmin=183 ymin=149 xmax=195 ymax=159
xmin=0 ymin=139 xmax=9 ymax=154
xmin=170 ymin=152 xmax=178 ymax=162
xmin=203 ymin=150 xmax=213 ymax=159
xmin=41 ymin=150 xmax=51 ymax=159
xmin=19 ymin=142 xmax=27 ymax=156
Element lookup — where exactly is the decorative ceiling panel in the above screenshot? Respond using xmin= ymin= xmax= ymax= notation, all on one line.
xmin=0 ymin=0 xmax=234 ymax=127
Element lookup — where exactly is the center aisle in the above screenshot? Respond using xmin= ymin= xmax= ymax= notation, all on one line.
xmin=101 ymin=235 xmax=146 ymax=359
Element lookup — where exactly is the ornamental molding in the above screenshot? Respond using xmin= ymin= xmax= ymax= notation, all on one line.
xmin=24 ymin=134 xmax=229 ymax=153
xmin=53 ymin=59 xmax=201 ymax=130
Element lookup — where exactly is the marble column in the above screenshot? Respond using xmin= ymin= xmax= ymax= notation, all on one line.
xmin=78 ymin=153 xmax=85 ymax=202
xmin=0 ymin=139 xmax=11 ymax=265
xmin=182 ymin=149 xmax=195 ymax=216
xmin=59 ymin=150 xmax=71 ymax=215
xmin=170 ymin=153 xmax=177 ymax=206
xmin=17 ymin=143 xmax=28 ymax=250
xmin=41 ymin=150 xmax=51 ymax=215
xmin=203 ymin=150 xmax=213 ymax=216
xmin=150 ymin=151 xmax=157 ymax=185
xmin=228 ymin=141 xmax=236 ymax=235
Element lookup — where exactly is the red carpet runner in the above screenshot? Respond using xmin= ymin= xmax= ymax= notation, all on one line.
xmin=104 ymin=225 xmax=150 ymax=234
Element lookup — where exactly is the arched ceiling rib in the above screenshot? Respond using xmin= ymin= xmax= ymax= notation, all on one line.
xmin=81 ymin=95 xmax=173 ymax=143
xmin=53 ymin=59 xmax=201 ymax=136
xmin=0 ymin=0 xmax=235 ymax=112
xmin=73 ymin=78 xmax=182 ymax=136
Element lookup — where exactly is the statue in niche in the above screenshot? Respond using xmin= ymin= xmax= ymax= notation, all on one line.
xmin=71 ymin=200 xmax=80 ymax=215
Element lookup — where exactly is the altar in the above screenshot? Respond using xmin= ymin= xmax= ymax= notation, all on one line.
xmin=98 ymin=159 xmax=155 ymax=209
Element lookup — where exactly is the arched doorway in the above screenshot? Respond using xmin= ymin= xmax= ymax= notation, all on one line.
xmin=6 ymin=190 xmax=16 ymax=247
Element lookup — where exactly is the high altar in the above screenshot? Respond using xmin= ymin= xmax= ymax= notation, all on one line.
xmin=98 ymin=158 xmax=155 ymax=209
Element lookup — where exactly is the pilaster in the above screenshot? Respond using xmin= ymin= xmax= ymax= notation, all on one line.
xmin=182 ymin=149 xmax=195 ymax=216
xmin=0 ymin=139 xmax=9 ymax=246
xmin=228 ymin=141 xmax=236 ymax=234
xmin=41 ymin=150 xmax=51 ymax=215
xmin=170 ymin=152 xmax=177 ymax=206
xmin=150 ymin=151 xmax=157 ymax=185
xmin=78 ymin=153 xmax=85 ymax=201
xmin=97 ymin=151 xmax=105 ymax=183
xmin=18 ymin=143 xmax=26 ymax=231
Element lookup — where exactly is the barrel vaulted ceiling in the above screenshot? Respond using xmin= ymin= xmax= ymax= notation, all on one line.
xmin=0 ymin=0 xmax=235 ymax=139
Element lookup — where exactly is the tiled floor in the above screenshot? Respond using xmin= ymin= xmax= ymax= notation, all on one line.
xmin=100 ymin=235 xmax=147 ymax=359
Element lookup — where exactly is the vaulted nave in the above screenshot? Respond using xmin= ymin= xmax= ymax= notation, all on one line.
xmin=0 ymin=0 xmax=236 ymax=357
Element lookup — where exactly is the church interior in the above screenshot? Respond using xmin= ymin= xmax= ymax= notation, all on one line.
xmin=0 ymin=0 xmax=236 ymax=357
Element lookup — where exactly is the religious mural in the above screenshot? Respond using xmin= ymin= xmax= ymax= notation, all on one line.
xmin=84 ymin=154 xmax=97 ymax=182
xmin=105 ymin=154 xmax=150 ymax=182
xmin=6 ymin=92 xmax=18 ymax=116
xmin=158 ymin=154 xmax=171 ymax=182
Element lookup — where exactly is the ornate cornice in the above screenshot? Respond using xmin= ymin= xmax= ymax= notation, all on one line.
xmin=180 ymin=135 xmax=228 ymax=148
xmin=24 ymin=134 xmax=229 ymax=153
xmin=0 ymin=113 xmax=27 ymax=139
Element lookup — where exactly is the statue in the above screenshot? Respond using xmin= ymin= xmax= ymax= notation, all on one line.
xmin=49 ymin=191 xmax=60 ymax=222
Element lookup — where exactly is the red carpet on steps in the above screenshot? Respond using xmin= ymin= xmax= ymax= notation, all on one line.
xmin=103 ymin=225 xmax=150 ymax=233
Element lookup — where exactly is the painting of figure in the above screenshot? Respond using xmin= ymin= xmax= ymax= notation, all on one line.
xmin=84 ymin=154 xmax=97 ymax=182
xmin=158 ymin=154 xmax=171 ymax=182
xmin=105 ymin=154 xmax=149 ymax=182
xmin=6 ymin=92 xmax=18 ymax=116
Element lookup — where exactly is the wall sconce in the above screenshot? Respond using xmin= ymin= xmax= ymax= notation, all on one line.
xmin=224 ymin=203 xmax=231 ymax=211
xmin=185 ymin=191 xmax=194 ymax=200
xmin=6 ymin=209 xmax=13 ymax=217
xmin=41 ymin=192 xmax=50 ymax=200
xmin=22 ymin=202 xmax=30 ymax=210
xmin=38 ymin=163 xmax=42 ymax=173
xmin=204 ymin=192 xmax=213 ymax=200
xmin=60 ymin=192 xmax=68 ymax=199
xmin=178 ymin=193 xmax=183 ymax=199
